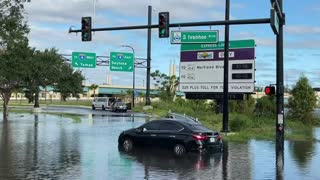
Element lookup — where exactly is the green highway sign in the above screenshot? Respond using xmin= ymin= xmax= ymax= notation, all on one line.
xmin=180 ymin=39 xmax=255 ymax=51
xmin=171 ymin=31 xmax=219 ymax=44
xmin=110 ymin=52 xmax=134 ymax=72
xmin=72 ymin=52 xmax=96 ymax=68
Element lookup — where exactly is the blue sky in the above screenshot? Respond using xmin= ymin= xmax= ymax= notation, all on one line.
xmin=24 ymin=0 xmax=320 ymax=88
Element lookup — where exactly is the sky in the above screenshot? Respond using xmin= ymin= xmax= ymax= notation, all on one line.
xmin=24 ymin=0 xmax=320 ymax=89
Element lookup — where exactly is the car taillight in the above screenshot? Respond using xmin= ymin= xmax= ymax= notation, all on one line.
xmin=217 ymin=134 xmax=222 ymax=141
xmin=192 ymin=134 xmax=207 ymax=141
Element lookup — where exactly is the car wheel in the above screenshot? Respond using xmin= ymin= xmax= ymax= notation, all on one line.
xmin=92 ymin=105 xmax=95 ymax=110
xmin=173 ymin=144 xmax=186 ymax=156
xmin=122 ymin=138 xmax=133 ymax=152
xmin=102 ymin=105 xmax=106 ymax=111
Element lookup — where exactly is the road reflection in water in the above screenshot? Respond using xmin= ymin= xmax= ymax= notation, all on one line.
xmin=119 ymin=147 xmax=222 ymax=179
xmin=0 ymin=113 xmax=319 ymax=180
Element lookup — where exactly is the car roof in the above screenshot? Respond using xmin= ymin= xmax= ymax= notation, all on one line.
xmin=154 ymin=119 xmax=200 ymax=126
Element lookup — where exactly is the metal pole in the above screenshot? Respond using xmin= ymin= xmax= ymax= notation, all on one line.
xmin=69 ymin=18 xmax=271 ymax=33
xmin=146 ymin=5 xmax=152 ymax=105
xmin=222 ymin=0 xmax=230 ymax=133
xmin=133 ymin=50 xmax=135 ymax=108
xmin=121 ymin=45 xmax=135 ymax=108
xmin=276 ymin=0 xmax=284 ymax=149
xmin=276 ymin=0 xmax=284 ymax=179
xmin=93 ymin=0 xmax=96 ymax=28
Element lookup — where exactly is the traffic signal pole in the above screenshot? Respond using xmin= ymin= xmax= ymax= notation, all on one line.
xmin=146 ymin=5 xmax=152 ymax=105
xmin=222 ymin=0 xmax=230 ymax=133
xmin=276 ymin=0 xmax=284 ymax=179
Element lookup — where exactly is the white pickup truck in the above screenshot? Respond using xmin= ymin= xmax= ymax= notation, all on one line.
xmin=92 ymin=97 xmax=115 ymax=110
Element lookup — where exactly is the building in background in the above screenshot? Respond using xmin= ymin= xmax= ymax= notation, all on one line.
xmin=169 ymin=60 xmax=176 ymax=77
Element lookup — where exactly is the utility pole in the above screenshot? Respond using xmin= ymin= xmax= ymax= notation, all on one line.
xmin=146 ymin=5 xmax=152 ymax=105
xmin=222 ymin=0 xmax=230 ymax=133
xmin=275 ymin=0 xmax=284 ymax=179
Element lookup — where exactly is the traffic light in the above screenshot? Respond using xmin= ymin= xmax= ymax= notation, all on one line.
xmin=158 ymin=12 xmax=169 ymax=38
xmin=81 ymin=17 xmax=92 ymax=41
xmin=265 ymin=86 xmax=276 ymax=95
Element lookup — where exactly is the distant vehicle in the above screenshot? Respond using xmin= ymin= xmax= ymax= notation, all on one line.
xmin=118 ymin=119 xmax=222 ymax=156
xmin=92 ymin=97 xmax=115 ymax=110
xmin=111 ymin=101 xmax=128 ymax=112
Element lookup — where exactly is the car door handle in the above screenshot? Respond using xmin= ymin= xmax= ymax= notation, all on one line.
xmin=169 ymin=135 xmax=175 ymax=138
xmin=150 ymin=134 xmax=157 ymax=137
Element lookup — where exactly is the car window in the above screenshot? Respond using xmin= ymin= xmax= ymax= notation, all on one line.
xmin=142 ymin=121 xmax=161 ymax=131
xmin=188 ymin=124 xmax=211 ymax=132
xmin=158 ymin=122 xmax=183 ymax=131
xmin=98 ymin=98 xmax=106 ymax=102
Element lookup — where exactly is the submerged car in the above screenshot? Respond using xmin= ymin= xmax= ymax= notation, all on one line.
xmin=118 ymin=119 xmax=222 ymax=156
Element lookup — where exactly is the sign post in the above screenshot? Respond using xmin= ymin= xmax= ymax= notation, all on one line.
xmin=110 ymin=52 xmax=134 ymax=72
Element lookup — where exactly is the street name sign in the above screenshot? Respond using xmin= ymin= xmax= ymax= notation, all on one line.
xmin=179 ymin=39 xmax=255 ymax=94
xmin=270 ymin=8 xmax=280 ymax=35
xmin=110 ymin=52 xmax=134 ymax=72
xmin=171 ymin=31 xmax=219 ymax=44
xmin=72 ymin=52 xmax=96 ymax=68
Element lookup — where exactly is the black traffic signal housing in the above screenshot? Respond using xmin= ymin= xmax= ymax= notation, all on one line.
xmin=158 ymin=12 xmax=169 ymax=38
xmin=265 ymin=86 xmax=276 ymax=96
xmin=81 ymin=17 xmax=92 ymax=41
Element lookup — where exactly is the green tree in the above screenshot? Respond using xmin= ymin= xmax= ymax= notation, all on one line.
xmin=0 ymin=0 xmax=31 ymax=120
xmin=288 ymin=76 xmax=317 ymax=123
xmin=89 ymin=84 xmax=99 ymax=98
xmin=54 ymin=64 xmax=84 ymax=101
xmin=151 ymin=70 xmax=179 ymax=101
xmin=24 ymin=48 xmax=64 ymax=108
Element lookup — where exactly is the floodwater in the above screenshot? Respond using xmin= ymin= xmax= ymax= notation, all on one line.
xmin=0 ymin=113 xmax=319 ymax=180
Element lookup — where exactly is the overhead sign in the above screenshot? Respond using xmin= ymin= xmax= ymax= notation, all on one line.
xmin=171 ymin=31 xmax=219 ymax=44
xmin=110 ymin=52 xmax=134 ymax=72
xmin=72 ymin=52 xmax=96 ymax=68
xmin=181 ymin=39 xmax=255 ymax=51
xmin=179 ymin=39 xmax=255 ymax=93
xmin=270 ymin=8 xmax=280 ymax=35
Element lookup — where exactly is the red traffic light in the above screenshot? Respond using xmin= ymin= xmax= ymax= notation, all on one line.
xmin=265 ymin=86 xmax=276 ymax=95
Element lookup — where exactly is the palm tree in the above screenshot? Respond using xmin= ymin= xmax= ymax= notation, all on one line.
xmin=89 ymin=84 xmax=99 ymax=98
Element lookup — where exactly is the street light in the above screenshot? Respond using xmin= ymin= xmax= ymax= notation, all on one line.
xmin=121 ymin=45 xmax=135 ymax=108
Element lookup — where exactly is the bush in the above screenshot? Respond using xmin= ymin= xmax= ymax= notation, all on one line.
xmin=229 ymin=95 xmax=255 ymax=115
xmin=229 ymin=115 xmax=249 ymax=131
xmin=255 ymin=96 xmax=276 ymax=117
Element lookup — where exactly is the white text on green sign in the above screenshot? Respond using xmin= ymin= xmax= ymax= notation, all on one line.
xmin=171 ymin=31 xmax=219 ymax=44
xmin=110 ymin=52 xmax=134 ymax=72
xmin=72 ymin=52 xmax=96 ymax=68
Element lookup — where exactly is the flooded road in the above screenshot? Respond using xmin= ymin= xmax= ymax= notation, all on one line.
xmin=0 ymin=113 xmax=320 ymax=180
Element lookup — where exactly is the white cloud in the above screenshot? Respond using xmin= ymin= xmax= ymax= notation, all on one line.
xmin=285 ymin=25 xmax=320 ymax=35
